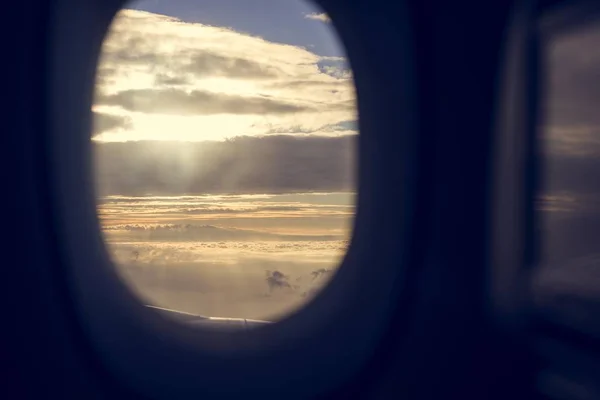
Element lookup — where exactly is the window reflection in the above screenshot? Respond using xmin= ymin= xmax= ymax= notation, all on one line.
xmin=535 ymin=21 xmax=600 ymax=331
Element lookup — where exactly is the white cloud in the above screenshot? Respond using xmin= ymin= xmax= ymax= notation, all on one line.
xmin=94 ymin=9 xmax=355 ymax=142
xmin=98 ymin=193 xmax=355 ymax=236
xmin=304 ymin=12 xmax=331 ymax=23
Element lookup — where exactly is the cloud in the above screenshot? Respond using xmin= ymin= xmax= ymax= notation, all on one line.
xmin=265 ymin=270 xmax=292 ymax=292
xmin=103 ymin=223 xmax=341 ymax=242
xmin=182 ymin=51 xmax=279 ymax=79
xmin=93 ymin=111 xmax=132 ymax=133
xmin=99 ymin=204 xmax=311 ymax=215
xmin=109 ymin=241 xmax=342 ymax=319
xmin=103 ymin=44 xmax=161 ymax=66
xmin=97 ymin=88 xmax=311 ymax=116
xmin=99 ymin=191 xmax=351 ymax=319
xmin=94 ymin=134 xmax=355 ymax=196
xmin=154 ymin=73 xmax=190 ymax=86
xmin=93 ymin=9 xmax=355 ymax=141
xmin=304 ymin=12 xmax=331 ymax=23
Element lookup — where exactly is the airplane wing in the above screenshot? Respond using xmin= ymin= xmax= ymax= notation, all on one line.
xmin=145 ymin=305 xmax=272 ymax=330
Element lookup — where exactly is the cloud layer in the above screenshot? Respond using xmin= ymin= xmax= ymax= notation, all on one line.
xmin=98 ymin=88 xmax=312 ymax=116
xmin=100 ymin=192 xmax=353 ymax=320
xmin=93 ymin=9 xmax=355 ymax=142
xmin=94 ymin=135 xmax=355 ymax=196
xmin=104 ymin=223 xmax=342 ymax=242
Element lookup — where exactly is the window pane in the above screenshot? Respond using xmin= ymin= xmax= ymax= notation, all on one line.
xmin=534 ymin=20 xmax=600 ymax=332
xmin=93 ymin=0 xmax=357 ymax=322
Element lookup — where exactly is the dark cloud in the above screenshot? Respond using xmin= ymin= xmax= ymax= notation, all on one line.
xmin=101 ymin=32 xmax=279 ymax=80
xmin=171 ymin=205 xmax=307 ymax=214
xmin=103 ymin=22 xmax=280 ymax=77
xmin=100 ymin=204 xmax=310 ymax=215
xmin=93 ymin=112 xmax=132 ymax=133
xmin=103 ymin=224 xmax=340 ymax=242
xmin=96 ymin=88 xmax=311 ymax=115
xmin=94 ymin=135 xmax=355 ymax=196
xmin=182 ymin=51 xmax=279 ymax=79
xmin=265 ymin=270 xmax=292 ymax=293
xmin=101 ymin=35 xmax=161 ymax=66
xmin=95 ymin=66 xmax=119 ymax=86
xmin=106 ymin=48 xmax=160 ymax=66
xmin=154 ymin=74 xmax=191 ymax=86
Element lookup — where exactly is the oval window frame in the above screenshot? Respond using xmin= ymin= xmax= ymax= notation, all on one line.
xmin=45 ymin=0 xmax=418 ymax=397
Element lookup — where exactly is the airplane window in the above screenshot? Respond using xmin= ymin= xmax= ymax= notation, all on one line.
xmin=534 ymin=19 xmax=600 ymax=333
xmin=92 ymin=0 xmax=357 ymax=323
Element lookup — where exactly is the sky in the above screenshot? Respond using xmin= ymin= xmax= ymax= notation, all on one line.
xmin=94 ymin=1 xmax=357 ymax=321
xmin=127 ymin=0 xmax=340 ymax=57
xmin=93 ymin=0 xmax=356 ymax=143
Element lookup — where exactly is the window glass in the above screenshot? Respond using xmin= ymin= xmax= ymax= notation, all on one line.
xmin=93 ymin=0 xmax=357 ymax=322
xmin=535 ymin=20 xmax=600 ymax=331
